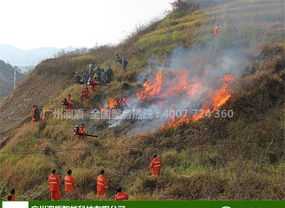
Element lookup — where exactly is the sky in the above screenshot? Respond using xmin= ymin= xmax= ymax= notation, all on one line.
xmin=0 ymin=0 xmax=173 ymax=50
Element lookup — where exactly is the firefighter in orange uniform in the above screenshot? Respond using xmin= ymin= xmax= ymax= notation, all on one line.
xmin=114 ymin=187 xmax=129 ymax=201
xmin=64 ymin=169 xmax=75 ymax=193
xmin=78 ymin=123 xmax=87 ymax=139
xmin=149 ymin=154 xmax=161 ymax=177
xmin=48 ymin=169 xmax=61 ymax=200
xmin=96 ymin=170 xmax=108 ymax=199
xmin=7 ymin=189 xmax=16 ymax=201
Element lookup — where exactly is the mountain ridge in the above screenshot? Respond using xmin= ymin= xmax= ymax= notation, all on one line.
xmin=0 ymin=44 xmax=74 ymax=69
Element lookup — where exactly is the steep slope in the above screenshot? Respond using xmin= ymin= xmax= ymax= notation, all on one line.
xmin=0 ymin=56 xmax=83 ymax=136
xmin=0 ymin=0 xmax=284 ymax=200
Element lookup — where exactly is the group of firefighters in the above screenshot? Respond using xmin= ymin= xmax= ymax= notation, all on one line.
xmin=20 ymin=24 xmax=222 ymax=201
xmin=7 ymin=155 xmax=161 ymax=201
xmin=72 ymin=54 xmax=130 ymax=103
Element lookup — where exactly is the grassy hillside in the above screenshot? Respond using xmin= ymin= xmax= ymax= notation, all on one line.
xmin=0 ymin=0 xmax=284 ymax=200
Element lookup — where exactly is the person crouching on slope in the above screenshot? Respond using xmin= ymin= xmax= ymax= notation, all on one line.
xmin=78 ymin=123 xmax=87 ymax=139
xmin=48 ymin=169 xmax=61 ymax=200
xmin=96 ymin=169 xmax=108 ymax=199
xmin=114 ymin=187 xmax=129 ymax=201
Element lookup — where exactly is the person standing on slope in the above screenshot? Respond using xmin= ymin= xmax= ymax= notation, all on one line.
xmin=31 ymin=105 xmax=41 ymax=125
xmin=149 ymin=154 xmax=161 ymax=177
xmin=96 ymin=170 xmax=108 ymax=199
xmin=48 ymin=169 xmax=61 ymax=200
xmin=64 ymin=169 xmax=75 ymax=199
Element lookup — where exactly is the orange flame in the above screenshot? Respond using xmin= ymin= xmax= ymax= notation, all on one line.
xmin=162 ymin=74 xmax=235 ymax=129
xmin=107 ymin=98 xmax=120 ymax=109
xmin=137 ymin=70 xmax=204 ymax=101
xmin=137 ymin=71 xmax=164 ymax=101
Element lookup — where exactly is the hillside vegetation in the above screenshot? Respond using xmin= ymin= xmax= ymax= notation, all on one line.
xmin=0 ymin=0 xmax=284 ymax=200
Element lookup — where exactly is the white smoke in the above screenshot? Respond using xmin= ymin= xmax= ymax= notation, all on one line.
xmin=109 ymin=0 xmax=285 ymax=135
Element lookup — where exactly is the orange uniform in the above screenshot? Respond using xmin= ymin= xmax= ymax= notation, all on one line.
xmin=114 ymin=192 xmax=129 ymax=201
xmin=64 ymin=175 xmax=75 ymax=193
xmin=96 ymin=175 xmax=107 ymax=198
xmin=79 ymin=127 xmax=86 ymax=136
xmin=48 ymin=174 xmax=61 ymax=200
xmin=150 ymin=157 xmax=161 ymax=177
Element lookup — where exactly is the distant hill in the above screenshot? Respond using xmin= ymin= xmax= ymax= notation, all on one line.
xmin=0 ymin=44 xmax=73 ymax=70
xmin=0 ymin=60 xmax=24 ymax=97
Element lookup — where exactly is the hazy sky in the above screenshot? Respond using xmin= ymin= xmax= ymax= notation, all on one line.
xmin=0 ymin=0 xmax=173 ymax=49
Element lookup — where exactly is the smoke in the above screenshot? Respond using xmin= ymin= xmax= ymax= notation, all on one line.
xmin=109 ymin=0 xmax=285 ymax=135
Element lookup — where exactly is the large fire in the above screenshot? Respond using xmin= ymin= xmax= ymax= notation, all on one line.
xmin=136 ymin=70 xmax=235 ymax=129
xmin=137 ymin=71 xmax=164 ymax=101
xmin=137 ymin=70 xmax=204 ymax=101
xmin=103 ymin=68 xmax=235 ymax=130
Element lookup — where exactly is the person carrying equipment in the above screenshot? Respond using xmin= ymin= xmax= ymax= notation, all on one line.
xmin=7 ymin=189 xmax=16 ymax=201
xmin=114 ymin=187 xmax=129 ymax=201
xmin=149 ymin=154 xmax=161 ymax=177
xmin=48 ymin=169 xmax=61 ymax=200
xmin=73 ymin=124 xmax=98 ymax=139
xmin=78 ymin=123 xmax=87 ymax=139
xmin=96 ymin=170 xmax=108 ymax=199
xmin=81 ymin=85 xmax=90 ymax=101
xmin=64 ymin=169 xmax=75 ymax=194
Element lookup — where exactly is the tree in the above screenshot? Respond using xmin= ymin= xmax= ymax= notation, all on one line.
xmin=171 ymin=0 xmax=199 ymax=13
